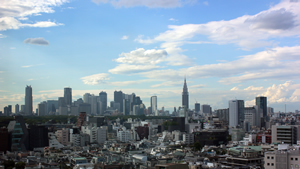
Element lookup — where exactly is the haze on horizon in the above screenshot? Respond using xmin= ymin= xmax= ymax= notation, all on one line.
xmin=0 ymin=0 xmax=300 ymax=112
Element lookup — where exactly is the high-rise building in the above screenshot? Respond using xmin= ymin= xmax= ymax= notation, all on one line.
xmin=151 ymin=96 xmax=157 ymax=114
xmin=15 ymin=104 xmax=19 ymax=114
xmin=256 ymin=96 xmax=267 ymax=118
xmin=20 ymin=105 xmax=25 ymax=112
xmin=58 ymin=97 xmax=66 ymax=107
xmin=83 ymin=93 xmax=91 ymax=103
xmin=38 ymin=102 xmax=47 ymax=116
xmin=64 ymin=87 xmax=72 ymax=106
xmin=25 ymin=85 xmax=33 ymax=115
xmin=229 ymin=100 xmax=244 ymax=128
xmin=182 ymin=78 xmax=189 ymax=109
xmin=195 ymin=103 xmax=200 ymax=113
xmin=8 ymin=105 xmax=12 ymax=114
xmin=201 ymin=104 xmax=211 ymax=114
xmin=114 ymin=91 xmax=123 ymax=112
xmin=99 ymin=91 xmax=107 ymax=114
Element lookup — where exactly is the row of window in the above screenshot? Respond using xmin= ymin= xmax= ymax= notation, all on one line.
xmin=267 ymin=163 xmax=274 ymax=166
xmin=267 ymin=156 xmax=299 ymax=161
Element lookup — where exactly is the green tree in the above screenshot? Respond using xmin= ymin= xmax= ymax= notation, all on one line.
xmin=192 ymin=142 xmax=202 ymax=151
xmin=15 ymin=162 xmax=26 ymax=169
xmin=2 ymin=160 xmax=15 ymax=169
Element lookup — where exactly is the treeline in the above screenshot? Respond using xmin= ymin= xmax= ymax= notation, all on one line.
xmin=0 ymin=114 xmax=172 ymax=128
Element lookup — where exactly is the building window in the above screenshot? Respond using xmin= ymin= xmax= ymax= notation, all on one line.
xmin=267 ymin=156 xmax=270 ymax=159
xmin=271 ymin=156 xmax=274 ymax=159
xmin=296 ymin=158 xmax=298 ymax=161
xmin=291 ymin=158 xmax=294 ymax=160
xmin=267 ymin=163 xmax=270 ymax=166
xmin=272 ymin=163 xmax=274 ymax=166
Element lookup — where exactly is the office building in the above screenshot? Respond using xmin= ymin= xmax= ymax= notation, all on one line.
xmin=195 ymin=103 xmax=200 ymax=113
xmin=15 ymin=104 xmax=19 ymax=114
xmin=8 ymin=105 xmax=12 ymax=114
xmin=25 ymin=85 xmax=33 ymax=115
xmin=123 ymin=99 xmax=130 ymax=115
xmin=151 ymin=96 xmax=157 ymax=114
xmin=256 ymin=96 xmax=267 ymax=118
xmin=28 ymin=125 xmax=49 ymax=150
xmin=58 ymin=97 xmax=66 ymax=107
xmin=64 ymin=87 xmax=72 ymax=106
xmin=20 ymin=105 xmax=25 ymax=113
xmin=265 ymin=148 xmax=300 ymax=169
xmin=271 ymin=124 xmax=300 ymax=145
xmin=216 ymin=108 xmax=229 ymax=123
xmin=7 ymin=116 xmax=29 ymax=151
xmin=182 ymin=78 xmax=189 ymax=109
xmin=4 ymin=106 xmax=9 ymax=116
xmin=114 ymin=91 xmax=123 ymax=112
xmin=201 ymin=104 xmax=211 ymax=114
xmin=99 ymin=91 xmax=107 ymax=114
xmin=244 ymin=105 xmax=262 ymax=128
xmin=55 ymin=128 xmax=69 ymax=146
xmin=229 ymin=100 xmax=244 ymax=127
xmin=83 ymin=93 xmax=91 ymax=103
xmin=47 ymin=100 xmax=58 ymax=114
xmin=38 ymin=102 xmax=47 ymax=116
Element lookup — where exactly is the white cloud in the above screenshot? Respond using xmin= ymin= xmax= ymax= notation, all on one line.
xmin=169 ymin=18 xmax=178 ymax=21
xmin=139 ymin=46 xmax=300 ymax=83
xmin=91 ymin=0 xmax=185 ymax=8
xmin=115 ymin=48 xmax=167 ymax=65
xmin=27 ymin=78 xmax=34 ymax=81
xmin=151 ymin=81 xmax=183 ymax=87
xmin=24 ymin=37 xmax=49 ymax=45
xmin=0 ymin=0 xmax=67 ymax=31
xmin=230 ymin=87 xmax=239 ymax=91
xmin=109 ymin=64 xmax=161 ymax=74
xmin=203 ymin=1 xmax=208 ymax=6
xmin=121 ymin=35 xmax=129 ymax=40
xmin=0 ymin=17 xmax=63 ymax=31
xmin=22 ymin=65 xmax=33 ymax=68
xmin=136 ymin=0 xmax=300 ymax=49
xmin=0 ymin=34 xmax=7 ymax=38
xmin=80 ymin=73 xmax=110 ymax=85
xmin=190 ymin=84 xmax=206 ymax=88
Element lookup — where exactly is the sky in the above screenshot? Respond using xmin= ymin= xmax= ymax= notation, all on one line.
xmin=1 ymin=0 xmax=300 ymax=113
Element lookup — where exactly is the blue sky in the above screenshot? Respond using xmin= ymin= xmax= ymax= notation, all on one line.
xmin=1 ymin=0 xmax=300 ymax=113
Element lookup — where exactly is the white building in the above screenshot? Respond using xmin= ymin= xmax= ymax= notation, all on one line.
xmin=183 ymin=133 xmax=194 ymax=145
xmin=48 ymin=132 xmax=64 ymax=149
xmin=117 ymin=129 xmax=131 ymax=142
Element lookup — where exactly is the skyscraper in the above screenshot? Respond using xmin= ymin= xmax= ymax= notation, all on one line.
xmin=15 ymin=104 xmax=19 ymax=114
xmin=182 ymin=78 xmax=189 ymax=109
xmin=25 ymin=85 xmax=33 ymax=115
xmin=256 ymin=96 xmax=267 ymax=118
xmin=64 ymin=87 xmax=72 ymax=106
xmin=114 ymin=91 xmax=123 ymax=112
xmin=229 ymin=100 xmax=244 ymax=127
xmin=195 ymin=103 xmax=200 ymax=113
xmin=151 ymin=96 xmax=157 ymax=114
xmin=99 ymin=91 xmax=107 ymax=114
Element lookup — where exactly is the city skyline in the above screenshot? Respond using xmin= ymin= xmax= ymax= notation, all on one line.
xmin=1 ymin=0 xmax=300 ymax=112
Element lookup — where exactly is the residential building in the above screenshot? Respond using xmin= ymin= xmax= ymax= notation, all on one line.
xmin=55 ymin=128 xmax=69 ymax=146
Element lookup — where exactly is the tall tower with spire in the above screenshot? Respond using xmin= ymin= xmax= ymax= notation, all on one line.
xmin=182 ymin=78 xmax=189 ymax=110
